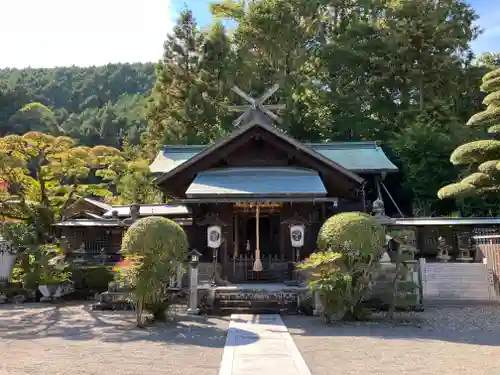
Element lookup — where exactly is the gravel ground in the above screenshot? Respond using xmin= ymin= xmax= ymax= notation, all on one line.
xmin=2 ymin=303 xmax=500 ymax=375
xmin=0 ymin=303 xmax=228 ymax=375
xmin=285 ymin=305 xmax=500 ymax=375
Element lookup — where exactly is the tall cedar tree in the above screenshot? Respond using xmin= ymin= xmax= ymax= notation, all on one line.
xmin=145 ymin=10 xmax=203 ymax=152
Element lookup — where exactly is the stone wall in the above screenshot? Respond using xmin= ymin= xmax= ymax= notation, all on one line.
xmin=420 ymin=258 xmax=496 ymax=303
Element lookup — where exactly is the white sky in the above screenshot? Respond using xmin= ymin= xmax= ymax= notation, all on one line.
xmin=0 ymin=0 xmax=174 ymax=68
xmin=0 ymin=0 xmax=496 ymax=69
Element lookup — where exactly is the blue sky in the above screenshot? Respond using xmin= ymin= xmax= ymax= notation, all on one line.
xmin=0 ymin=0 xmax=497 ymax=68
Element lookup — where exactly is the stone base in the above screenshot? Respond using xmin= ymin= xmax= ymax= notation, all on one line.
xmin=186 ymin=307 xmax=200 ymax=315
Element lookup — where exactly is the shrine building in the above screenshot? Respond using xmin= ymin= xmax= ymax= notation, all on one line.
xmin=56 ymin=86 xmax=398 ymax=284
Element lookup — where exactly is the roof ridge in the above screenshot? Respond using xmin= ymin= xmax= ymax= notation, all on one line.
xmin=163 ymin=144 xmax=207 ymax=150
xmin=307 ymin=141 xmax=379 ymax=149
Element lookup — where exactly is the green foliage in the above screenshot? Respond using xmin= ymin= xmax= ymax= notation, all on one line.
xmin=440 ymin=66 xmax=500 ymax=202
xmin=317 ymin=212 xmax=385 ymax=257
xmin=438 ymin=182 xmax=476 ymax=200
xmin=38 ymin=245 xmax=71 ymax=285
xmin=0 ymin=64 xmax=154 ymax=147
xmin=0 ymin=282 xmax=33 ymax=302
xmin=0 ymin=0 xmax=493 ymax=217
xmin=70 ymin=266 xmax=114 ymax=293
xmin=117 ymin=217 xmax=188 ymax=326
xmin=300 ymin=212 xmax=385 ymax=321
xmin=121 ymin=216 xmax=188 ymax=261
xmin=114 ymin=160 xmax=162 ymax=204
xmin=0 ymin=222 xmax=37 ymax=252
xmin=145 ymin=10 xmax=234 ymax=155
xmin=0 ymin=131 xmax=125 ymax=237
xmin=210 ymin=0 xmax=245 ymax=21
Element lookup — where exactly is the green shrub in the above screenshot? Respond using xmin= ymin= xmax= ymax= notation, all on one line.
xmin=146 ymin=300 xmax=170 ymax=321
xmin=117 ymin=216 xmax=188 ymax=326
xmin=317 ymin=212 xmax=385 ymax=257
xmin=70 ymin=266 xmax=114 ymax=293
xmin=0 ymin=282 xmax=34 ymax=302
xmin=300 ymin=212 xmax=385 ymax=321
xmin=121 ymin=216 xmax=188 ymax=261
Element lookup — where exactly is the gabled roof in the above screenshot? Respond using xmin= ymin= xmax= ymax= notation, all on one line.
xmin=82 ymin=198 xmax=112 ymax=211
xmin=150 ymin=133 xmax=397 ymax=176
xmin=153 ymin=122 xmax=365 ymax=185
xmin=64 ymin=211 xmax=105 ymax=220
xmin=65 ymin=197 xmax=112 ymax=213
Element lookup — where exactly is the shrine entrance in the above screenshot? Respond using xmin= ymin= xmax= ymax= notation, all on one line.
xmin=230 ymin=203 xmax=287 ymax=282
xmin=239 ymin=214 xmax=281 ymax=257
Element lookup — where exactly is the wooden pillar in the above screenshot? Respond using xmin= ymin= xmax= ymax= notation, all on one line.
xmin=222 ymin=204 xmax=233 ymax=279
xmin=234 ymin=213 xmax=239 ymax=258
xmin=280 ymin=224 xmax=285 ymax=261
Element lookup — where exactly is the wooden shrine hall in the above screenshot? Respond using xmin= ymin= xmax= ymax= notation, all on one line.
xmin=148 ymin=84 xmax=399 ymax=283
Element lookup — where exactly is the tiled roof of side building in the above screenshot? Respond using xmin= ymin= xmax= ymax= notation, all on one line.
xmin=102 ymin=204 xmax=191 ymax=218
xmin=149 ymin=142 xmax=398 ymax=174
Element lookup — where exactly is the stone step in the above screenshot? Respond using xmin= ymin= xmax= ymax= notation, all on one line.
xmin=218 ymin=306 xmax=284 ymax=314
xmin=213 ymin=290 xmax=300 ymax=314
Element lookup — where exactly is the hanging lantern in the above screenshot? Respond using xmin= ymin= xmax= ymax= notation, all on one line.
xmin=207 ymin=225 xmax=222 ymax=249
xmin=290 ymin=224 xmax=305 ymax=248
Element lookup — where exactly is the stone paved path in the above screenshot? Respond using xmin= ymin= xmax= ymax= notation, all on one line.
xmin=219 ymin=314 xmax=311 ymax=375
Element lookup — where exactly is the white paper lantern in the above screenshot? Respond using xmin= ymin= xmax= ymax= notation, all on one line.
xmin=290 ymin=224 xmax=305 ymax=247
xmin=207 ymin=225 xmax=222 ymax=249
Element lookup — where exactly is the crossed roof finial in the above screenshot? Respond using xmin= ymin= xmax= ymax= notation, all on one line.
xmin=228 ymin=84 xmax=285 ymax=127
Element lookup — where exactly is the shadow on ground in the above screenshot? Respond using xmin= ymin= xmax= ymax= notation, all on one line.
xmin=0 ymin=303 xmax=257 ymax=348
xmin=283 ymin=306 xmax=500 ymax=347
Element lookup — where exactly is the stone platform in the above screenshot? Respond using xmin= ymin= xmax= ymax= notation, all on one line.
xmin=212 ymin=283 xmax=307 ymax=314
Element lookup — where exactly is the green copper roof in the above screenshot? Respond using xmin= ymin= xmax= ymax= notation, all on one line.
xmin=149 ymin=141 xmax=397 ymax=174
xmin=186 ymin=167 xmax=327 ymax=198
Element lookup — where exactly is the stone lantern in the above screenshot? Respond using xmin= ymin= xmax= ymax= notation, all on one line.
xmin=456 ymin=233 xmax=473 ymax=262
xmin=187 ymin=249 xmax=202 ymax=315
xmin=372 ymin=198 xmax=395 ymax=262
xmin=436 ymin=236 xmax=452 ymax=262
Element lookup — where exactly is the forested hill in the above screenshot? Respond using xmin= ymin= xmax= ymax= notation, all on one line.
xmin=0 ymin=63 xmax=156 ymax=146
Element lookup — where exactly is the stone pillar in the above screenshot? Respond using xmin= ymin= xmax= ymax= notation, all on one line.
xmin=176 ymin=266 xmax=184 ymax=288
xmin=418 ymin=257 xmax=426 ymax=304
xmin=187 ymin=259 xmax=200 ymax=315
xmin=313 ymin=292 xmax=324 ymax=316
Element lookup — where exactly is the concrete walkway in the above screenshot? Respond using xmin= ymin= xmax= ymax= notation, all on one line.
xmin=218 ymin=314 xmax=311 ymax=375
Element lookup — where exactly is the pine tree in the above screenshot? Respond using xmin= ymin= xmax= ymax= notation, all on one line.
xmin=438 ymin=67 xmax=500 ymax=200
xmin=197 ymin=22 xmax=235 ymax=141
xmin=145 ymin=10 xmax=205 ymax=154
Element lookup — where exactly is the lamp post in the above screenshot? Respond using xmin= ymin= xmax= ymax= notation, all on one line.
xmin=187 ymin=249 xmax=202 ymax=315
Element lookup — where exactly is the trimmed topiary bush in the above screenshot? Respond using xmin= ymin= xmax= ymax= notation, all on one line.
xmin=116 ymin=216 xmax=188 ymax=326
xmin=300 ymin=212 xmax=385 ymax=322
xmin=317 ymin=211 xmax=385 ymax=258
xmin=440 ymin=67 xmax=500 ymax=201
xmin=121 ymin=216 xmax=188 ymax=262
